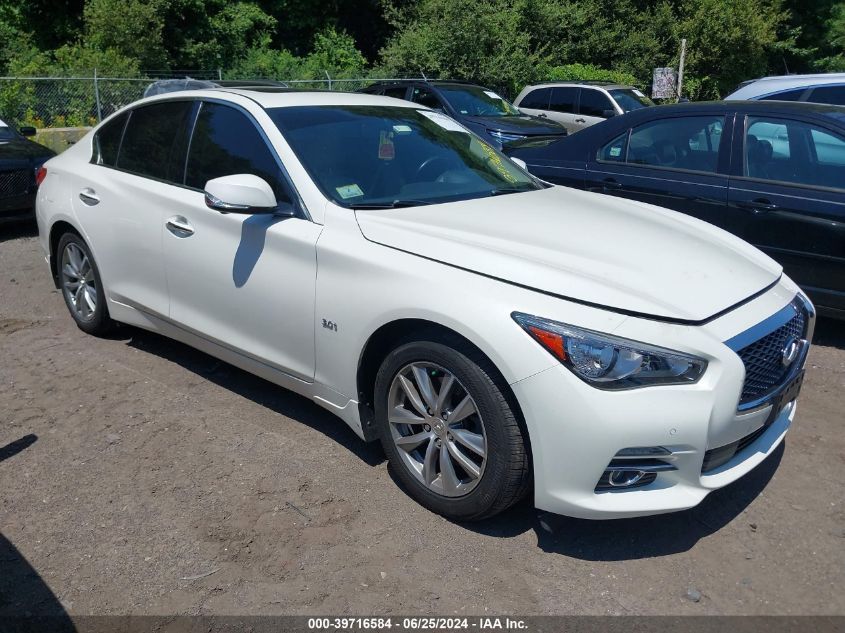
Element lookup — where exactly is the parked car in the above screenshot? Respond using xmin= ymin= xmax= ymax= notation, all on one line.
xmin=513 ymin=81 xmax=654 ymax=134
xmin=359 ymin=80 xmax=567 ymax=147
xmin=37 ymin=89 xmax=814 ymax=521
xmin=1 ymin=115 xmax=55 ymax=222
xmin=504 ymin=101 xmax=845 ymax=319
xmin=725 ymin=73 xmax=845 ymax=105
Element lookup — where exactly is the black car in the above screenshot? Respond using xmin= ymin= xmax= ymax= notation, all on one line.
xmin=359 ymin=80 xmax=567 ymax=147
xmin=1 ymin=118 xmax=55 ymax=221
xmin=504 ymin=101 xmax=845 ymax=319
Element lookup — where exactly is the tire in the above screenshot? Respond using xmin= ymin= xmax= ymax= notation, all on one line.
xmin=374 ymin=334 xmax=531 ymax=521
xmin=56 ymin=232 xmax=114 ymax=336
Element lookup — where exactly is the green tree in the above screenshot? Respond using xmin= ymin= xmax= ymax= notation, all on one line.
xmin=83 ymin=0 xmax=168 ymax=70
xmin=816 ymin=3 xmax=845 ymax=71
xmin=380 ymin=0 xmax=547 ymax=95
xmin=675 ymin=0 xmax=790 ymax=99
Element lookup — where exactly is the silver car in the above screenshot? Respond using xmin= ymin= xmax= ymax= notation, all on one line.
xmin=725 ymin=73 xmax=845 ymax=105
xmin=514 ymin=81 xmax=654 ymax=134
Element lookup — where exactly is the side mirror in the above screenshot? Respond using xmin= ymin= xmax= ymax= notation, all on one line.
xmin=204 ymin=174 xmax=283 ymax=215
xmin=510 ymin=157 xmax=528 ymax=171
xmin=601 ymin=109 xmax=617 ymax=119
xmin=19 ymin=126 xmax=36 ymax=137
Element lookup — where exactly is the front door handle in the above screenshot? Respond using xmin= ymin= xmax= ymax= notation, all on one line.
xmin=601 ymin=178 xmax=623 ymax=191
xmin=165 ymin=215 xmax=194 ymax=237
xmin=575 ymin=117 xmax=586 ymax=123
xmin=737 ymin=198 xmax=779 ymax=214
xmin=78 ymin=188 xmax=100 ymax=206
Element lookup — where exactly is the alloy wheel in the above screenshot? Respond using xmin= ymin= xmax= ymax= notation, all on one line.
xmin=61 ymin=242 xmax=97 ymax=322
xmin=387 ymin=362 xmax=487 ymax=497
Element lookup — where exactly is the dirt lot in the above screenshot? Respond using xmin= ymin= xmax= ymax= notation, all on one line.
xmin=1 ymin=220 xmax=844 ymax=618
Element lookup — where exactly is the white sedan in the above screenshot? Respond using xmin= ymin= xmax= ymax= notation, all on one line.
xmin=36 ymin=89 xmax=814 ymax=520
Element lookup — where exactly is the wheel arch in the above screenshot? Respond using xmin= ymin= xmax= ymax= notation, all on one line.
xmin=48 ymin=220 xmax=82 ymax=287
xmin=355 ymin=318 xmax=530 ymax=459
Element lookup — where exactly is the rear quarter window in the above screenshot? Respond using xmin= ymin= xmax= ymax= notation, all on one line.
xmin=92 ymin=112 xmax=129 ymax=166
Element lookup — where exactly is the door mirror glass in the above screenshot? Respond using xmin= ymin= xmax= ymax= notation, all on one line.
xmin=19 ymin=126 xmax=36 ymax=137
xmin=204 ymin=174 xmax=282 ymax=214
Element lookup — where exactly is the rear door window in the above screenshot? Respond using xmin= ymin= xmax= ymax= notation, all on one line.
xmin=520 ymin=88 xmax=552 ymax=109
xmin=185 ymin=101 xmax=289 ymax=203
xmin=745 ymin=116 xmax=845 ymax=190
xmin=116 ymin=101 xmax=193 ymax=183
xmin=578 ymin=89 xmax=615 ymax=117
xmin=548 ymin=87 xmax=578 ymax=114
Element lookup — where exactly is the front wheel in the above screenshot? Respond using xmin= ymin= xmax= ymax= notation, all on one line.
xmin=374 ymin=336 xmax=531 ymax=520
xmin=57 ymin=232 xmax=114 ymax=335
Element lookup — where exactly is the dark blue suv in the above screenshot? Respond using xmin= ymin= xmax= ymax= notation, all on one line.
xmin=359 ymin=80 xmax=567 ymax=147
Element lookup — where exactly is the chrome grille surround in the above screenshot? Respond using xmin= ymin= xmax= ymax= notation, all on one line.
xmin=737 ymin=309 xmax=805 ymax=404
xmin=725 ymin=294 xmax=815 ymax=412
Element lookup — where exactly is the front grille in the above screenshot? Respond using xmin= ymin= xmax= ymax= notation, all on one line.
xmin=0 ymin=169 xmax=32 ymax=199
xmin=736 ymin=309 xmax=805 ymax=405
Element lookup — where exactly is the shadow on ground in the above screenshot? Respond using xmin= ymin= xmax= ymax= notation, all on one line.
xmin=120 ymin=322 xmax=781 ymax=560
xmin=0 ymin=218 xmax=38 ymax=243
xmin=464 ymin=442 xmax=784 ymax=559
xmin=0 ymin=431 xmax=74 ymax=630
xmin=124 ymin=327 xmax=385 ymax=467
xmin=812 ymin=316 xmax=845 ymax=350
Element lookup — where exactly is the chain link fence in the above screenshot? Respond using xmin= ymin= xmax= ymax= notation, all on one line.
xmin=0 ymin=75 xmax=429 ymax=128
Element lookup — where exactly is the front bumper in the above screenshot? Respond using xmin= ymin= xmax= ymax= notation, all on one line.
xmin=512 ymin=285 xmax=813 ymax=520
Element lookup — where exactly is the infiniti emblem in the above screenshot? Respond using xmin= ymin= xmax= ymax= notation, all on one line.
xmin=781 ymin=337 xmax=800 ymax=367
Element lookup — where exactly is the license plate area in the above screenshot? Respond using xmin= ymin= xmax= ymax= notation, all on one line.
xmin=765 ymin=369 xmax=804 ymax=425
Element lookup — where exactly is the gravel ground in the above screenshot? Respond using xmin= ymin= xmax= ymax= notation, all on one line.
xmin=1 ymin=220 xmax=844 ymax=618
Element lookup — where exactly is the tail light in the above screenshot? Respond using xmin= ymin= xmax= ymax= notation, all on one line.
xmin=35 ymin=166 xmax=47 ymax=186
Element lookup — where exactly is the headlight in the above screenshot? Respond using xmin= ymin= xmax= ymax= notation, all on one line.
xmin=488 ymin=130 xmax=527 ymax=144
xmin=512 ymin=312 xmax=707 ymax=390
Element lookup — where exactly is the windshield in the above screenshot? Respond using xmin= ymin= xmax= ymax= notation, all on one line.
xmin=268 ymin=105 xmax=541 ymax=208
xmin=609 ymin=89 xmax=654 ymax=112
xmin=436 ymin=85 xmax=521 ymax=117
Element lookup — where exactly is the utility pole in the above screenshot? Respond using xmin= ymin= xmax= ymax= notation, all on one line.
xmin=677 ymin=38 xmax=687 ymax=102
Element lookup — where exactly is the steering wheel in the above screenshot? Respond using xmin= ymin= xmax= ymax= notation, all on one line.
xmin=415 ymin=156 xmax=452 ymax=181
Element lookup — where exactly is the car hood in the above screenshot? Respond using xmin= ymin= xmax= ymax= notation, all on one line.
xmin=463 ymin=115 xmax=566 ymax=136
xmin=0 ymin=135 xmax=54 ymax=162
xmin=354 ymin=186 xmax=782 ymax=322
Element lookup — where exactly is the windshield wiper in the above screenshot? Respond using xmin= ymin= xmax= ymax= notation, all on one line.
xmin=349 ymin=199 xmax=434 ymax=209
xmin=488 ymin=186 xmax=536 ymax=197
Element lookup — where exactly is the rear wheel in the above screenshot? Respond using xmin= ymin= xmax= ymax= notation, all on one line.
xmin=57 ymin=232 xmax=114 ymax=335
xmin=374 ymin=336 xmax=530 ymax=520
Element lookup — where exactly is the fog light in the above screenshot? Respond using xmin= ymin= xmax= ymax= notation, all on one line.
xmin=608 ymin=469 xmax=648 ymax=487
xmin=595 ymin=458 xmax=676 ymax=491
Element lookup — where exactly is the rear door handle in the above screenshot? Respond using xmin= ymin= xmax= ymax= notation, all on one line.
xmin=165 ymin=215 xmax=194 ymax=237
xmin=575 ymin=117 xmax=586 ymax=123
xmin=601 ymin=178 xmax=623 ymax=191
xmin=78 ymin=188 xmax=100 ymax=206
xmin=737 ymin=198 xmax=778 ymax=214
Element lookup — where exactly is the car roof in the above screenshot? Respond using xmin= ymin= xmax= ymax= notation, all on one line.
xmin=523 ymin=81 xmax=631 ymax=90
xmin=365 ymin=79 xmax=487 ymax=90
xmin=612 ymin=100 xmax=845 ymax=127
xmin=136 ymin=88 xmax=422 ymax=110
xmin=726 ymin=73 xmax=845 ymax=99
